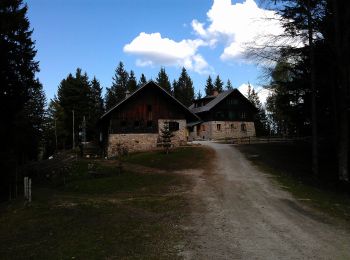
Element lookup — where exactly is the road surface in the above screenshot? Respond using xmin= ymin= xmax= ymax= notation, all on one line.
xmin=182 ymin=141 xmax=350 ymax=259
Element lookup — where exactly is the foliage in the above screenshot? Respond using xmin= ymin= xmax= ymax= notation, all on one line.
xmin=225 ymin=79 xmax=233 ymax=90
xmin=204 ymin=75 xmax=215 ymax=96
xmin=214 ymin=75 xmax=224 ymax=93
xmin=173 ymin=67 xmax=194 ymax=106
xmin=160 ymin=123 xmax=175 ymax=154
xmin=247 ymin=84 xmax=269 ymax=136
xmin=105 ymin=61 xmax=129 ymax=110
xmin=138 ymin=73 xmax=147 ymax=88
xmin=127 ymin=70 xmax=137 ymax=93
xmin=0 ymin=0 xmax=45 ymax=200
xmin=262 ymin=0 xmax=350 ymax=181
xmin=156 ymin=67 xmax=172 ymax=93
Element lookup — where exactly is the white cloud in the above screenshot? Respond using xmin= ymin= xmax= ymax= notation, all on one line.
xmin=123 ymin=32 xmax=212 ymax=74
xmin=192 ymin=0 xmax=288 ymax=62
xmin=238 ymin=83 xmax=270 ymax=105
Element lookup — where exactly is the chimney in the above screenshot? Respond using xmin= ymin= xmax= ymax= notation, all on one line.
xmin=212 ymin=90 xmax=219 ymax=97
xmin=125 ymin=90 xmax=131 ymax=98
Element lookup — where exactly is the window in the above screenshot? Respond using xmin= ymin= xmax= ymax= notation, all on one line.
xmin=134 ymin=121 xmax=140 ymax=128
xmin=241 ymin=123 xmax=247 ymax=132
xmin=121 ymin=120 xmax=127 ymax=127
xmin=201 ymin=125 xmax=206 ymax=131
xmin=146 ymin=120 xmax=153 ymax=128
xmin=241 ymin=112 xmax=247 ymax=119
xmin=217 ymin=124 xmax=221 ymax=131
xmin=230 ymin=124 xmax=235 ymax=130
xmin=168 ymin=121 xmax=179 ymax=131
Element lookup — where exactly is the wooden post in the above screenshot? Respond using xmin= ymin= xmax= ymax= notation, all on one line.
xmin=28 ymin=179 xmax=32 ymax=203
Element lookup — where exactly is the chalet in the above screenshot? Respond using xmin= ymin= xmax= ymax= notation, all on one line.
xmin=188 ymin=89 xmax=257 ymax=140
xmin=99 ymin=81 xmax=199 ymax=157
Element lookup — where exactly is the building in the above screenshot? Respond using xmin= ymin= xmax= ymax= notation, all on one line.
xmin=188 ymin=89 xmax=256 ymax=140
xmin=99 ymin=81 xmax=199 ymax=157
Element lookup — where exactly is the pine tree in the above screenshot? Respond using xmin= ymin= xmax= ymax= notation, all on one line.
xmin=214 ymin=75 xmax=224 ymax=93
xmin=89 ymin=77 xmax=104 ymax=140
xmin=172 ymin=79 xmax=178 ymax=97
xmin=138 ymin=73 xmax=147 ymax=88
xmin=226 ymin=79 xmax=233 ymax=90
xmin=57 ymin=68 xmax=93 ymax=148
xmin=105 ymin=61 xmax=129 ymax=110
xmin=0 ymin=0 xmax=45 ymax=199
xmin=156 ymin=67 xmax=172 ymax=93
xmin=127 ymin=70 xmax=137 ymax=93
xmin=204 ymin=76 xmax=215 ymax=96
xmin=247 ymin=84 xmax=269 ymax=136
xmin=196 ymin=90 xmax=202 ymax=99
xmin=174 ymin=67 xmax=194 ymax=106
xmin=160 ymin=122 xmax=175 ymax=154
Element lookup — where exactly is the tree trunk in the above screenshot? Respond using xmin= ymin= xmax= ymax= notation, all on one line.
xmin=332 ymin=0 xmax=349 ymax=181
xmin=307 ymin=0 xmax=318 ymax=177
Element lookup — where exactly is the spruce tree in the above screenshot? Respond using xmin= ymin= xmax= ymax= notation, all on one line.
xmin=105 ymin=61 xmax=129 ymax=109
xmin=247 ymin=84 xmax=269 ymax=136
xmin=204 ymin=76 xmax=215 ymax=96
xmin=156 ymin=67 xmax=171 ymax=93
xmin=0 ymin=0 xmax=45 ymax=199
xmin=214 ymin=75 xmax=224 ymax=93
xmin=226 ymin=79 xmax=233 ymax=90
xmin=174 ymin=67 xmax=194 ymax=106
xmin=89 ymin=77 xmax=104 ymax=140
xmin=196 ymin=90 xmax=202 ymax=99
xmin=138 ymin=73 xmax=147 ymax=88
xmin=127 ymin=70 xmax=137 ymax=93
xmin=57 ymin=68 xmax=92 ymax=148
xmin=160 ymin=122 xmax=175 ymax=154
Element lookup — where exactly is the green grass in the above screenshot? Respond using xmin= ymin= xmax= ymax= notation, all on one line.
xmin=237 ymin=143 xmax=350 ymax=222
xmin=0 ymin=147 xmax=215 ymax=259
xmin=125 ymin=146 xmax=213 ymax=171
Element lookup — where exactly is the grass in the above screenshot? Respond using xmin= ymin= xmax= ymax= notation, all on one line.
xmin=237 ymin=143 xmax=350 ymax=222
xmin=124 ymin=146 xmax=213 ymax=171
xmin=0 ymin=146 xmax=212 ymax=260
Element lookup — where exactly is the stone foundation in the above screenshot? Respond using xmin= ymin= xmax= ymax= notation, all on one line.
xmin=107 ymin=119 xmax=187 ymax=157
xmin=189 ymin=121 xmax=255 ymax=140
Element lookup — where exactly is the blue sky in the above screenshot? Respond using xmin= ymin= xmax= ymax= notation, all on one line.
xmin=26 ymin=0 xmax=282 ymax=102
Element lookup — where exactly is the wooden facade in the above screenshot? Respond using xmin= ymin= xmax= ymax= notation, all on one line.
xmin=100 ymin=81 xmax=198 ymax=134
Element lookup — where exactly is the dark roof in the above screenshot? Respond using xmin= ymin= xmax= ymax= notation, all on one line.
xmin=189 ymin=89 xmax=256 ymax=114
xmin=100 ymin=80 xmax=200 ymax=121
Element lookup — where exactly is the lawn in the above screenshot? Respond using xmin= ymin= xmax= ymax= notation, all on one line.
xmin=0 ymin=146 xmax=212 ymax=260
xmin=237 ymin=142 xmax=350 ymax=222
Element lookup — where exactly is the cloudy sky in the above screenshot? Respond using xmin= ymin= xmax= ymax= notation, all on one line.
xmin=27 ymin=0 xmax=282 ymax=103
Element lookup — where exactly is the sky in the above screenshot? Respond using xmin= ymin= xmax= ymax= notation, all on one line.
xmin=26 ymin=0 xmax=284 ymax=104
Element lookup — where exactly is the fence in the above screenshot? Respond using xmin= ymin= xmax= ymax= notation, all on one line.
xmin=224 ymin=136 xmax=310 ymax=145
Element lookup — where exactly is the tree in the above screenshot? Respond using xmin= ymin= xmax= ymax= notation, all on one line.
xmin=226 ymin=79 xmax=233 ymax=90
xmin=138 ymin=73 xmax=147 ymax=88
xmin=247 ymin=84 xmax=269 ymax=136
xmin=160 ymin=122 xmax=175 ymax=154
xmin=89 ymin=77 xmax=104 ymax=140
xmin=156 ymin=67 xmax=172 ymax=93
xmin=0 ymin=0 xmax=45 ymax=200
xmin=196 ymin=90 xmax=202 ymax=99
xmin=204 ymin=76 xmax=215 ymax=96
xmin=214 ymin=75 xmax=224 ymax=93
xmin=56 ymin=69 xmax=93 ymax=148
xmin=127 ymin=70 xmax=137 ymax=93
xmin=105 ymin=61 xmax=129 ymax=110
xmin=174 ymin=67 xmax=194 ymax=106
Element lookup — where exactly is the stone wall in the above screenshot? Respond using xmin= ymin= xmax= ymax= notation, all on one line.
xmin=107 ymin=119 xmax=187 ymax=157
xmin=158 ymin=119 xmax=187 ymax=146
xmin=190 ymin=121 xmax=255 ymax=140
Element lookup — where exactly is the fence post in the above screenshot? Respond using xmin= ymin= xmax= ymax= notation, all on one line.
xmin=28 ymin=179 xmax=32 ymax=203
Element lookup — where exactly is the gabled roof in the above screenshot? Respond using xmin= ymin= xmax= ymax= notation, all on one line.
xmin=100 ymin=80 xmax=200 ymax=121
xmin=189 ymin=89 xmax=256 ymax=114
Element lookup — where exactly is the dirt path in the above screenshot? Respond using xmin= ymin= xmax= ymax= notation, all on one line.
xmin=182 ymin=141 xmax=350 ymax=259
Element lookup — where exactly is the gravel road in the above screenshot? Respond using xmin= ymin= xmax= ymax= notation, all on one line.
xmin=182 ymin=141 xmax=350 ymax=259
